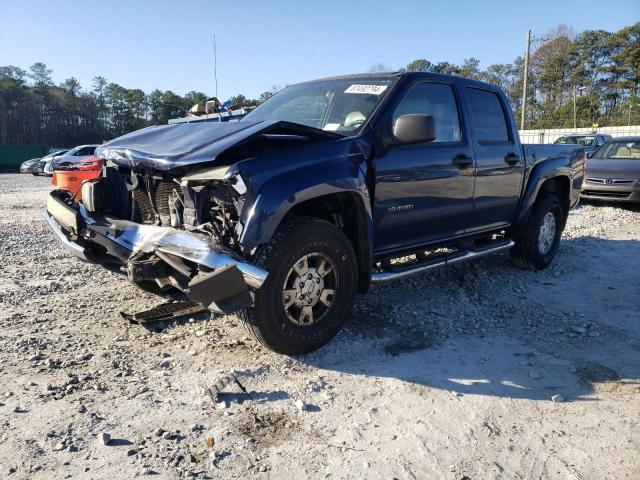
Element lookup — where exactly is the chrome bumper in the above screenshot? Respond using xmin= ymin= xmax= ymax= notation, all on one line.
xmin=43 ymin=194 xmax=268 ymax=313
xmin=43 ymin=210 xmax=91 ymax=262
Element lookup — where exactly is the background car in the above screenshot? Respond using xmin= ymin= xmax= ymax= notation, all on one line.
xmin=51 ymin=156 xmax=105 ymax=201
xmin=52 ymin=145 xmax=99 ymax=170
xmin=554 ymin=133 xmax=612 ymax=157
xmin=20 ymin=157 xmax=42 ymax=174
xmin=581 ymin=136 xmax=640 ymax=203
xmin=36 ymin=150 xmax=68 ymax=176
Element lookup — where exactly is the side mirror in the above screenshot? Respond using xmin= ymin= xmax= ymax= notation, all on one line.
xmin=393 ymin=114 xmax=436 ymax=145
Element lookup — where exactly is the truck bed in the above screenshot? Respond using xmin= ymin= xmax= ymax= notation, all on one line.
xmin=523 ymin=143 xmax=585 ymax=166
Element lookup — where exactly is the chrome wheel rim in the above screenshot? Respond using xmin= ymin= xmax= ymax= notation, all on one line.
xmin=282 ymin=252 xmax=338 ymax=326
xmin=538 ymin=212 xmax=557 ymax=254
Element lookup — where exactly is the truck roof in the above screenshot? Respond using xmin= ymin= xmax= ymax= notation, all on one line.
xmin=292 ymin=71 xmax=501 ymax=91
xmin=557 ymin=133 xmax=598 ymax=137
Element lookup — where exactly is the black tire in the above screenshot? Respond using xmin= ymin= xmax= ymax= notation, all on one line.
xmin=238 ymin=217 xmax=357 ymax=354
xmin=511 ymin=194 xmax=565 ymax=270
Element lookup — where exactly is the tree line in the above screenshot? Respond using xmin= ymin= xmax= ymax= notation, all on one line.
xmin=393 ymin=23 xmax=639 ymax=129
xmin=0 ymin=22 xmax=637 ymax=147
xmin=0 ymin=64 xmax=278 ymax=147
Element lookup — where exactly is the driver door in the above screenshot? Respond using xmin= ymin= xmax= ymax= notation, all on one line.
xmin=373 ymin=80 xmax=476 ymax=254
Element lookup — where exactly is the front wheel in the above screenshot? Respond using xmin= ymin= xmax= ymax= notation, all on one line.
xmin=511 ymin=194 xmax=564 ymax=270
xmin=238 ymin=217 xmax=357 ymax=354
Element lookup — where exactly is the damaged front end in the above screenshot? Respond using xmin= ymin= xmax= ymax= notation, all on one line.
xmin=44 ymin=120 xmax=344 ymax=314
xmin=44 ymin=162 xmax=267 ymax=314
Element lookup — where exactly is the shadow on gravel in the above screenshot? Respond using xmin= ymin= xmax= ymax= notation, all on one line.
xmin=580 ymin=198 xmax=640 ymax=212
xmin=298 ymin=237 xmax=640 ymax=402
xmin=303 ymin=335 xmax=640 ymax=402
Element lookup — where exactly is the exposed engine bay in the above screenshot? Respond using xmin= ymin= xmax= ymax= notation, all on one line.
xmin=83 ymin=164 xmax=246 ymax=253
xmin=42 ymin=162 xmax=262 ymax=314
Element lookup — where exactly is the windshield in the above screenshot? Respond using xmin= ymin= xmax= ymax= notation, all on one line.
xmin=242 ymin=77 xmax=396 ymax=135
xmin=554 ymin=135 xmax=595 ymax=146
xmin=65 ymin=146 xmax=81 ymax=156
xmin=43 ymin=150 xmax=64 ymax=160
xmin=592 ymin=141 xmax=640 ymax=159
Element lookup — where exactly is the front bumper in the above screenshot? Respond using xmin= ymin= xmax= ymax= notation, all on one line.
xmin=44 ymin=191 xmax=268 ymax=314
xmin=581 ymin=182 xmax=640 ymax=203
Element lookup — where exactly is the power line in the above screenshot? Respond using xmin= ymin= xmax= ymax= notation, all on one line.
xmin=214 ymin=34 xmax=218 ymax=100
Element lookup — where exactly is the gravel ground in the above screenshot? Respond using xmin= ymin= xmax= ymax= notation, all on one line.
xmin=1 ymin=173 xmax=639 ymax=479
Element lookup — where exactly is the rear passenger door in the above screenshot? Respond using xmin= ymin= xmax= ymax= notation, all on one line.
xmin=463 ymin=87 xmax=524 ymax=231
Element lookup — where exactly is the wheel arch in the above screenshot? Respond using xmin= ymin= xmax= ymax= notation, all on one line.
xmin=515 ymin=167 xmax=572 ymax=231
xmin=284 ymin=192 xmax=373 ymax=293
xmin=236 ymin=141 xmax=375 ymax=292
xmin=538 ymin=176 xmax=570 ymax=226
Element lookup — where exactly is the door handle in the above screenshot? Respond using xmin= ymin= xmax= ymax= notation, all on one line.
xmin=452 ymin=154 xmax=473 ymax=168
xmin=504 ymin=152 xmax=520 ymax=164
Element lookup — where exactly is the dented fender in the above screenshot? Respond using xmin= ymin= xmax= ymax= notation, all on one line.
xmin=234 ymin=137 xmax=374 ymax=252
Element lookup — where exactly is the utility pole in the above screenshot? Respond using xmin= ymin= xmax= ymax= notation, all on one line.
xmin=573 ymin=86 xmax=586 ymax=129
xmin=520 ymin=30 xmax=531 ymax=131
xmin=573 ymin=86 xmax=577 ymax=129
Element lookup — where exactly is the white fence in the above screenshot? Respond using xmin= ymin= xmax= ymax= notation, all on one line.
xmin=519 ymin=125 xmax=640 ymax=144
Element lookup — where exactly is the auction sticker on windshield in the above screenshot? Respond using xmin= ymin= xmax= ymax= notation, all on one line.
xmin=344 ymin=84 xmax=388 ymax=95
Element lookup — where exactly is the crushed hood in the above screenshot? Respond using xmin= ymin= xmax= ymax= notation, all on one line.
xmin=96 ymin=120 xmax=341 ymax=172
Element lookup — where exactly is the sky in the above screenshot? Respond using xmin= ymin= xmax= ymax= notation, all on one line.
xmin=1 ymin=0 xmax=638 ymax=100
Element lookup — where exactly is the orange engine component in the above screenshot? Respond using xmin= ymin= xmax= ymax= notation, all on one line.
xmin=51 ymin=157 xmax=104 ymax=201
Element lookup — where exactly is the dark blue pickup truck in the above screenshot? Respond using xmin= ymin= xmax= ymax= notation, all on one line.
xmin=44 ymin=72 xmax=585 ymax=354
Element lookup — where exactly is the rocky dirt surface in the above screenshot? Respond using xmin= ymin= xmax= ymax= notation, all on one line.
xmin=0 ymin=173 xmax=638 ymax=479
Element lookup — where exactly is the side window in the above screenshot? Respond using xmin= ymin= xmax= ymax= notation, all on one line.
xmin=466 ymin=88 xmax=510 ymax=142
xmin=78 ymin=147 xmax=95 ymax=156
xmin=392 ymin=83 xmax=461 ymax=143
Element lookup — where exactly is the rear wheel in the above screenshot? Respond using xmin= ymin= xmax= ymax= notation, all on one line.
xmin=511 ymin=194 xmax=564 ymax=270
xmin=238 ymin=217 xmax=357 ymax=354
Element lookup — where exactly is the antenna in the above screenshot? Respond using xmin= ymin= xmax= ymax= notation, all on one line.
xmin=214 ymin=34 xmax=218 ymax=100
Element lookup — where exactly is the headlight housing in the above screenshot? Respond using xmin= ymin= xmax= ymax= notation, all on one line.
xmin=225 ymin=171 xmax=247 ymax=195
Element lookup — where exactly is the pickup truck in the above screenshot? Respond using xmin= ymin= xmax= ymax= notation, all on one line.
xmin=44 ymin=72 xmax=585 ymax=354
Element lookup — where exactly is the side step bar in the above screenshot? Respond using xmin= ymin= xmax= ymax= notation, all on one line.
xmin=371 ymin=239 xmax=515 ymax=284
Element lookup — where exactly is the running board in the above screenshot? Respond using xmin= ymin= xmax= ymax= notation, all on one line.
xmin=371 ymin=239 xmax=514 ymax=284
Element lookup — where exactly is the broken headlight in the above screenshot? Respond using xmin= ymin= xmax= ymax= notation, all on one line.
xmin=224 ymin=170 xmax=247 ymax=195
